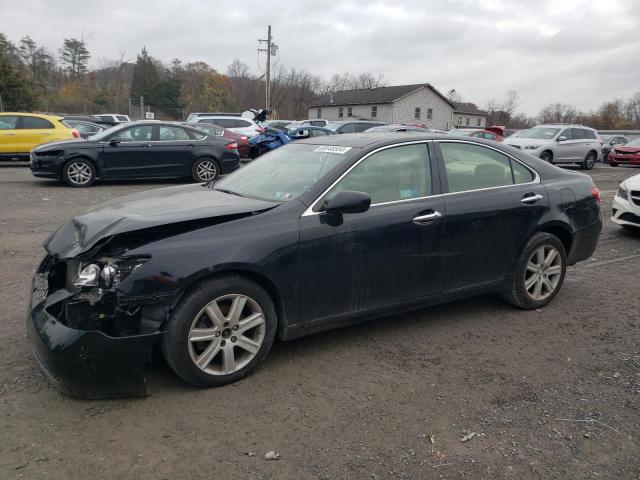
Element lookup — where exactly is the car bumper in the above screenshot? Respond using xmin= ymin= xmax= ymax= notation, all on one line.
xmin=609 ymin=153 xmax=640 ymax=165
xmin=566 ymin=218 xmax=602 ymax=264
xmin=30 ymin=152 xmax=65 ymax=178
xmin=26 ymin=276 xmax=162 ymax=399
xmin=612 ymin=195 xmax=640 ymax=227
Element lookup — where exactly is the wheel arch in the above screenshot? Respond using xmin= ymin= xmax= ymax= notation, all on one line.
xmin=536 ymin=221 xmax=573 ymax=256
xmin=173 ymin=267 xmax=287 ymax=339
xmin=62 ymin=155 xmax=99 ymax=181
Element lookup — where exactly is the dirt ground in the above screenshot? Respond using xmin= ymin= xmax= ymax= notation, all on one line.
xmin=0 ymin=164 xmax=639 ymax=480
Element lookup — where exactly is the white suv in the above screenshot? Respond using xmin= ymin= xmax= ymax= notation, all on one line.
xmin=190 ymin=116 xmax=263 ymax=137
xmin=505 ymin=124 xmax=601 ymax=170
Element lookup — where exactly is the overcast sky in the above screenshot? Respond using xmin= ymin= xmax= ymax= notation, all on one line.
xmin=1 ymin=0 xmax=638 ymax=115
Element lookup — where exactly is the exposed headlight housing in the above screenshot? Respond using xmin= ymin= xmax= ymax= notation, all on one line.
xmin=617 ymin=183 xmax=629 ymax=200
xmin=73 ymin=264 xmax=101 ymax=287
xmin=524 ymin=145 xmax=542 ymax=150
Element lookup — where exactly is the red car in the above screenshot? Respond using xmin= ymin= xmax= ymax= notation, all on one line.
xmin=186 ymin=122 xmax=250 ymax=158
xmin=448 ymin=127 xmax=504 ymax=142
xmin=608 ymin=137 xmax=640 ymax=166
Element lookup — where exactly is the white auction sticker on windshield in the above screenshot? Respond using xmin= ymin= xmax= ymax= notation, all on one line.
xmin=313 ymin=146 xmax=352 ymax=154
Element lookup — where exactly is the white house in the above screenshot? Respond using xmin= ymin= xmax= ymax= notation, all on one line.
xmin=307 ymin=83 xmax=487 ymax=130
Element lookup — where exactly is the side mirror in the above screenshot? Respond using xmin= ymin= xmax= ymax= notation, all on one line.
xmin=324 ymin=190 xmax=371 ymax=215
xmin=109 ymin=138 xmax=121 ymax=146
xmin=557 ymin=136 xmax=567 ymax=142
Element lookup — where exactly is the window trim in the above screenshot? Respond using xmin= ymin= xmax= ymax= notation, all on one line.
xmin=434 ymin=139 xmax=539 ymax=196
xmin=302 ymin=140 xmax=437 ymax=216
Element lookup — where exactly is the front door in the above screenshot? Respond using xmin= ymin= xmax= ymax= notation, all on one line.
xmin=298 ymin=142 xmax=444 ymax=325
xmin=99 ymin=124 xmax=156 ymax=178
xmin=555 ymin=128 xmax=580 ymax=161
xmin=435 ymin=141 xmax=547 ymax=290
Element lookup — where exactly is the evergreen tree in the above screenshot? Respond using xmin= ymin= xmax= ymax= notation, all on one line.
xmin=130 ymin=47 xmax=161 ymax=105
xmin=59 ymin=37 xmax=90 ymax=77
xmin=0 ymin=33 xmax=38 ymax=110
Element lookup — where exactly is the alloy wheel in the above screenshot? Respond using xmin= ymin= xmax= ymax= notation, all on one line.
xmin=187 ymin=294 xmax=265 ymax=375
xmin=523 ymin=245 xmax=563 ymax=301
xmin=67 ymin=162 xmax=92 ymax=185
xmin=196 ymin=161 xmax=217 ymax=181
xmin=586 ymin=153 xmax=596 ymax=169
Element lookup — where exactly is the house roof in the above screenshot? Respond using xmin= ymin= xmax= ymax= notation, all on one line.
xmin=453 ymin=102 xmax=488 ymax=115
xmin=308 ymin=83 xmax=455 ymax=108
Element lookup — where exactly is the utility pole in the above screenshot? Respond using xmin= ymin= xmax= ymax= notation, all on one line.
xmin=140 ymin=96 xmax=144 ymax=120
xmin=258 ymin=25 xmax=277 ymax=110
xmin=0 ymin=94 xmax=4 ymax=112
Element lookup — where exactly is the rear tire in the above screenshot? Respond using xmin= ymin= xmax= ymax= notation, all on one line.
xmin=161 ymin=275 xmax=277 ymax=388
xmin=192 ymin=157 xmax=220 ymax=182
xmin=502 ymin=232 xmax=567 ymax=309
xmin=609 ymin=161 xmax=619 ymax=167
xmin=581 ymin=151 xmax=596 ymax=170
xmin=62 ymin=158 xmax=96 ymax=187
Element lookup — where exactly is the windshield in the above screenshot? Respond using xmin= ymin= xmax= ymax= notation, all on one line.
xmin=626 ymin=137 xmax=640 ymax=147
xmin=213 ymin=143 xmax=354 ymax=201
xmin=520 ymin=127 xmax=560 ymax=139
xmin=325 ymin=122 xmax=344 ymax=131
xmin=510 ymin=129 xmax=529 ymax=138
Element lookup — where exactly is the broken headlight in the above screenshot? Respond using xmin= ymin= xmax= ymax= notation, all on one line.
xmin=73 ymin=256 xmax=149 ymax=290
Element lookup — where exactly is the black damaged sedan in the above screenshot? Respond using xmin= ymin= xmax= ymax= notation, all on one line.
xmin=29 ymin=121 xmax=240 ymax=187
xmin=26 ymin=134 xmax=602 ymax=398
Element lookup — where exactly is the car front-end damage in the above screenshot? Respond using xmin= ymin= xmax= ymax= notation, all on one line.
xmin=26 ymin=239 xmax=179 ymax=398
xmin=25 ymin=183 xmax=281 ymax=398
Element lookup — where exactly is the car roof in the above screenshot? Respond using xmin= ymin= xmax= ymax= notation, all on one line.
xmin=1 ymin=112 xmax=63 ymax=120
xmin=197 ymin=115 xmax=256 ymax=122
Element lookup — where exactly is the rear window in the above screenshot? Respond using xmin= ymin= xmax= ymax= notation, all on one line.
xmin=208 ymin=118 xmax=236 ymax=128
xmin=21 ymin=116 xmax=54 ymax=129
xmin=116 ymin=115 xmax=129 ymax=121
xmin=235 ymin=119 xmax=252 ymax=127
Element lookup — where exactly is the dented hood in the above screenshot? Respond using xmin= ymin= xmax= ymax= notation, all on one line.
xmin=45 ymin=184 xmax=280 ymax=258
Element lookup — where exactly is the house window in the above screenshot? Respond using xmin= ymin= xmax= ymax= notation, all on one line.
xmin=427 ymin=108 xmax=433 ymax=120
xmin=465 ymin=117 xmax=470 ymax=126
xmin=414 ymin=107 xmax=421 ymax=119
xmin=339 ymin=107 xmax=344 ymax=119
xmin=347 ymin=107 xmax=353 ymax=117
xmin=457 ymin=116 xmax=462 ymax=125
xmin=477 ymin=118 xmax=481 ymax=126
xmin=316 ymin=108 xmax=321 ymax=119
xmin=371 ymin=106 xmax=377 ymax=118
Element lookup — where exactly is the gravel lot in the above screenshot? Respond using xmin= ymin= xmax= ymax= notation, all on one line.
xmin=1 ymin=164 xmax=639 ymax=479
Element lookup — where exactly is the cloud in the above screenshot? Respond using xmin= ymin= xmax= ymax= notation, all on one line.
xmin=1 ymin=0 xmax=638 ymax=115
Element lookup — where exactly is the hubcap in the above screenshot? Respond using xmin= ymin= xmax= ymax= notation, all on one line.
xmin=196 ymin=161 xmax=217 ymax=181
xmin=67 ymin=162 xmax=92 ymax=185
xmin=524 ymin=245 xmax=563 ymax=301
xmin=188 ymin=294 xmax=265 ymax=375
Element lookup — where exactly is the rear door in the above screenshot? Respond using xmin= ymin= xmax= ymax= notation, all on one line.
xmin=148 ymin=125 xmax=197 ymax=177
xmin=17 ymin=116 xmax=56 ymax=152
xmin=435 ymin=141 xmax=547 ymax=291
xmin=99 ymin=124 xmax=156 ymax=178
xmin=0 ymin=115 xmax=19 ymax=154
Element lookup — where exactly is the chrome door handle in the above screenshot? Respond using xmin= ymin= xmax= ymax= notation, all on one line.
xmin=521 ymin=194 xmax=543 ymax=204
xmin=413 ymin=211 xmax=442 ymax=223
xmin=2 ymin=132 xmax=16 ymax=136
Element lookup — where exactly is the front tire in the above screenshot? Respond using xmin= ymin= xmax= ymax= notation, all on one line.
xmin=161 ymin=275 xmax=277 ymax=387
xmin=581 ymin=151 xmax=596 ymax=170
xmin=62 ymin=158 xmax=96 ymax=187
xmin=502 ymin=232 xmax=567 ymax=309
xmin=192 ymin=157 xmax=220 ymax=182
xmin=540 ymin=151 xmax=553 ymax=164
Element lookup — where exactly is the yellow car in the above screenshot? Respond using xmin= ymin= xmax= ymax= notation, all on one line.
xmin=0 ymin=112 xmax=80 ymax=160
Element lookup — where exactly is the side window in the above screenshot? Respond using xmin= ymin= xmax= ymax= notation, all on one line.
xmin=511 ymin=159 xmax=534 ymax=184
xmin=339 ymin=123 xmax=357 ymax=134
xmin=210 ymin=119 xmax=235 ymax=128
xmin=159 ymin=126 xmax=191 ymax=140
xmin=355 ymin=123 xmax=374 ymax=132
xmin=111 ymin=125 xmax=154 ymax=142
xmin=236 ymin=119 xmax=252 ymax=127
xmin=20 ymin=116 xmax=54 ymax=129
xmin=440 ymin=143 xmax=515 ymax=192
xmin=559 ymin=129 xmax=572 ymax=140
xmin=484 ymin=133 xmax=497 ymax=140
xmin=311 ymin=129 xmax=328 ymax=137
xmin=0 ymin=115 xmax=19 ymax=129
xmin=585 ymin=130 xmax=597 ymax=140
xmin=571 ymin=128 xmax=586 ymax=140
xmin=325 ymin=144 xmax=431 ymax=205
xmin=190 ymin=131 xmax=206 ymax=140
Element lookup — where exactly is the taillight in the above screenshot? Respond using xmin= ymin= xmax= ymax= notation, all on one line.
xmin=71 ymin=129 xmax=80 ymax=138
xmin=591 ymin=187 xmax=601 ymax=203
xmin=256 ymin=127 xmax=265 ymax=133
xmin=225 ymin=142 xmax=238 ymax=151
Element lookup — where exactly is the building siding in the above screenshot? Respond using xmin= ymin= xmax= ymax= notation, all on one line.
xmin=453 ymin=112 xmax=486 ymax=128
xmin=308 ymin=87 xmax=459 ymax=129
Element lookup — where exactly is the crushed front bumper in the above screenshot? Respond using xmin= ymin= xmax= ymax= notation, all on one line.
xmin=26 ymin=283 xmax=162 ymax=399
